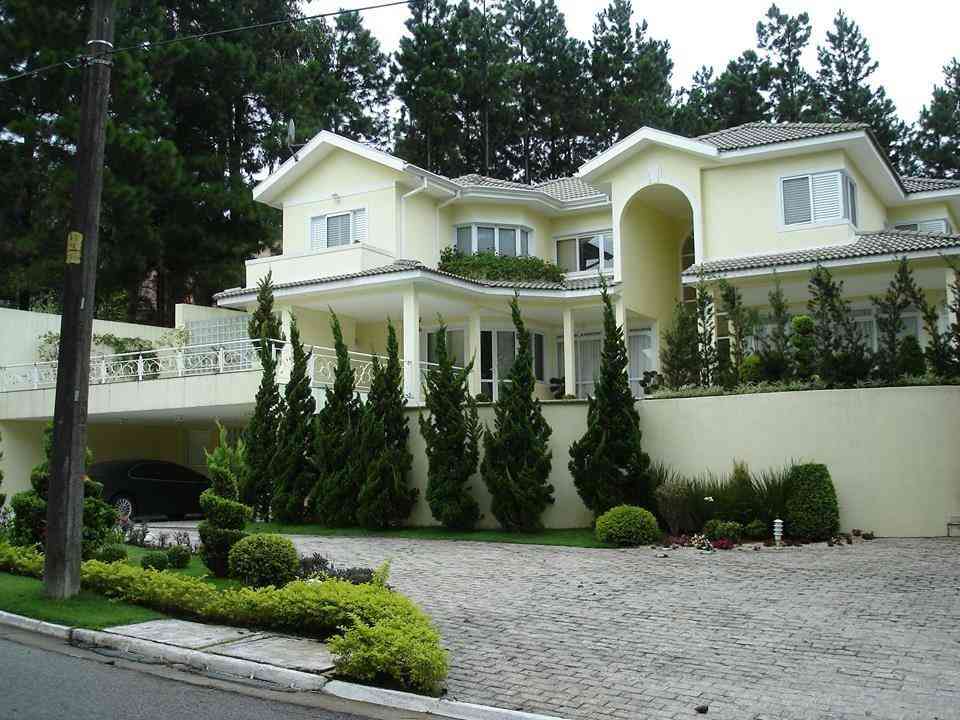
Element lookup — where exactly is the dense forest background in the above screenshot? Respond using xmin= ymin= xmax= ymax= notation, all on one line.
xmin=1 ymin=0 xmax=957 ymax=325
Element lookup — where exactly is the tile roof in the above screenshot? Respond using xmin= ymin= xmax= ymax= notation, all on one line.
xmin=683 ymin=230 xmax=960 ymax=278
xmin=214 ymin=260 xmax=613 ymax=299
xmin=451 ymin=173 xmax=606 ymax=203
xmin=900 ymin=176 xmax=960 ymax=193
xmin=697 ymin=122 xmax=869 ymax=151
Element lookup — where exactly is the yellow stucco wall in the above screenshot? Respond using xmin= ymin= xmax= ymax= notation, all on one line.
xmin=402 ymin=189 xmax=441 ymax=264
xmin=842 ymin=157 xmax=886 ymax=231
xmin=888 ymin=202 xmax=958 ymax=230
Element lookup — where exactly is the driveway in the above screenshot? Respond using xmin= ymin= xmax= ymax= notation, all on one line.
xmin=152 ymin=526 xmax=960 ymax=720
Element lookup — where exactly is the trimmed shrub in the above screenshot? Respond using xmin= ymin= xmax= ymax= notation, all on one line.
xmin=744 ymin=519 xmax=768 ymax=540
xmin=702 ymin=519 xmax=743 ymax=544
xmin=94 ymin=544 xmax=128 ymax=563
xmin=740 ymin=354 xmax=763 ymax=383
xmin=199 ymin=424 xmax=252 ymax=577
xmin=438 ymin=247 xmax=564 ymax=284
xmin=141 ymin=551 xmax=170 ymax=571
xmin=784 ymin=463 xmax=840 ymax=542
xmin=228 ymin=534 xmax=299 ymax=588
xmin=716 ymin=460 xmax=756 ymax=524
xmin=595 ymin=505 xmax=661 ymax=547
xmin=166 ymin=544 xmax=192 ymax=569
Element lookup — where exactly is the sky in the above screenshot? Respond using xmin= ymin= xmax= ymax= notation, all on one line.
xmin=301 ymin=0 xmax=960 ymax=125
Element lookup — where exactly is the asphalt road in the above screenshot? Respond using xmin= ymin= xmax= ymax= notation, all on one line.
xmin=0 ymin=635 xmax=370 ymax=720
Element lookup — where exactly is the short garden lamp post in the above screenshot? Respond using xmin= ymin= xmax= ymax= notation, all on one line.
xmin=773 ymin=518 xmax=783 ymax=547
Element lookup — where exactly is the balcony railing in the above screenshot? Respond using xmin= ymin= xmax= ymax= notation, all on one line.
xmin=0 ymin=339 xmax=459 ymax=397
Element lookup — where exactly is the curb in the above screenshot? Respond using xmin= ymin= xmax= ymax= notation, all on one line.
xmin=0 ymin=612 xmax=566 ymax=720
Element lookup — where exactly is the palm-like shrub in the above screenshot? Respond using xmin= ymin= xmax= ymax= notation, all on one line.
xmin=310 ymin=311 xmax=363 ymax=526
xmin=199 ymin=423 xmax=252 ymax=576
xmin=420 ymin=320 xmax=481 ymax=530
xmin=480 ymin=296 xmax=554 ymax=530
xmin=569 ymin=278 xmax=654 ymax=517
xmin=356 ymin=321 xmax=418 ymax=529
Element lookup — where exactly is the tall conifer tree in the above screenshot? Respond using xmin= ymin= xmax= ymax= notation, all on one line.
xmin=756 ymin=4 xmax=816 ymax=122
xmin=910 ymin=59 xmax=960 ymax=178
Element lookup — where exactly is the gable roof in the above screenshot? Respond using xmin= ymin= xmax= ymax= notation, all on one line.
xmin=696 ymin=122 xmax=870 ymax=152
xmin=682 ymin=229 xmax=960 ymax=280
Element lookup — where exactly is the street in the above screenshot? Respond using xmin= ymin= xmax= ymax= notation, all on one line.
xmin=0 ymin=634 xmax=370 ymax=720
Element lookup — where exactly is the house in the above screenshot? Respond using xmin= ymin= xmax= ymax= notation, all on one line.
xmin=1 ymin=121 xmax=959 ymax=533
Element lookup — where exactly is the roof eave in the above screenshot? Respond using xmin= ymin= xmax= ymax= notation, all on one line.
xmin=577 ymin=127 xmax=720 ymax=181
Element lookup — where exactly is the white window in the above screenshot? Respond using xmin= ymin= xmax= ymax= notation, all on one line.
xmin=556 ymin=231 xmax=614 ymax=274
xmin=479 ymin=329 xmax=545 ymax=401
xmin=453 ymin=224 xmax=533 ymax=257
xmin=559 ymin=329 xmax=653 ymax=399
xmin=781 ymin=171 xmax=857 ymax=228
xmin=852 ymin=307 xmax=920 ymax=351
xmin=309 ymin=208 xmax=368 ymax=250
xmin=895 ymin=218 xmax=953 ymax=234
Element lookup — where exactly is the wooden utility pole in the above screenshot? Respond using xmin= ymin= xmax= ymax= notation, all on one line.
xmin=44 ymin=0 xmax=115 ymax=599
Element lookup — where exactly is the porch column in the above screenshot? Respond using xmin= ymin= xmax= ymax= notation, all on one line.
xmin=467 ymin=310 xmax=482 ymax=397
xmin=563 ymin=307 xmax=576 ymax=398
xmin=947 ymin=267 xmax=959 ymax=332
xmin=276 ymin=305 xmax=295 ymax=378
xmin=614 ymin=296 xmax=627 ymax=334
xmin=402 ymin=284 xmax=421 ymax=402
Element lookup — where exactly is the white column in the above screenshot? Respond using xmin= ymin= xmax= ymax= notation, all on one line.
xmin=402 ymin=285 xmax=421 ymax=401
xmin=563 ymin=307 xmax=576 ymax=398
xmin=947 ymin=267 xmax=959 ymax=331
xmin=614 ymin=295 xmax=627 ymax=334
xmin=467 ymin=310 xmax=482 ymax=397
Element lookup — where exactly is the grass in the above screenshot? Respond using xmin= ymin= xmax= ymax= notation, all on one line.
xmin=248 ymin=523 xmax=607 ymax=548
xmin=0 ymin=572 xmax=164 ymax=629
xmin=123 ymin=545 xmax=240 ymax=589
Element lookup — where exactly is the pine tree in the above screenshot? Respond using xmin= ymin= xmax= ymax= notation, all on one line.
xmin=199 ymin=422 xmax=251 ymax=577
xmin=813 ymin=11 xmax=907 ymax=167
xmin=420 ymin=319 xmax=481 ymax=530
xmin=393 ymin=0 xmax=462 ymax=174
xmin=589 ymin=0 xmax=673 ymax=152
xmin=659 ymin=302 xmax=700 ymax=389
xmin=908 ymin=261 xmax=956 ymax=377
xmin=310 ymin=312 xmax=363 ymax=526
xmin=673 ymin=67 xmax=723 ymax=137
xmin=910 ymin=59 xmax=960 ymax=178
xmin=271 ymin=315 xmax=316 ymax=523
xmin=357 ymin=321 xmax=418 ymax=529
xmin=808 ymin=264 xmax=871 ymax=384
xmin=712 ymin=51 xmax=772 ymax=127
xmin=480 ymin=296 xmax=554 ymax=531
xmin=693 ymin=276 xmax=720 ymax=387
xmin=241 ymin=272 xmax=284 ymax=519
xmin=756 ymin=272 xmax=792 ymax=381
xmin=756 ymin=4 xmax=816 ymax=122
xmin=569 ymin=279 xmax=653 ymax=517
xmin=718 ymin=280 xmax=757 ymax=384
xmin=871 ymin=258 xmax=921 ymax=382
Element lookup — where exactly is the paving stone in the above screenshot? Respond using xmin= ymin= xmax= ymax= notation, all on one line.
xmin=208 ymin=634 xmax=335 ymax=674
xmin=104 ymin=619 xmax=257 ymax=649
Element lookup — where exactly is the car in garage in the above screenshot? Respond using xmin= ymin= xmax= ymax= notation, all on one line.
xmin=87 ymin=460 xmax=210 ymax=520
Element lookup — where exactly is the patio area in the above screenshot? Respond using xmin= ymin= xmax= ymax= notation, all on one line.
xmin=150 ymin=526 xmax=960 ymax=720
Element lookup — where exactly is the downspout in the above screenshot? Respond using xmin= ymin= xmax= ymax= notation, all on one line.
xmin=399 ymin=178 xmax=429 ymax=259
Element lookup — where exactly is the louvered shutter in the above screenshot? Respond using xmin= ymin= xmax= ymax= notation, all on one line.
xmin=310 ymin=216 xmax=327 ymax=250
xmin=811 ymin=173 xmax=843 ymax=223
xmin=917 ymin=219 xmax=948 ymax=234
xmin=782 ymin=177 xmax=812 ymax=225
xmin=326 ymin=213 xmax=351 ymax=247
xmin=351 ymin=208 xmax=368 ymax=244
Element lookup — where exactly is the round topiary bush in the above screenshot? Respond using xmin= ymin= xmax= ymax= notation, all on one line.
xmin=595 ymin=505 xmax=661 ymax=547
xmin=228 ymin=534 xmax=299 ymax=588
xmin=141 ymin=551 xmax=169 ymax=571
xmin=784 ymin=463 xmax=840 ymax=542
xmin=94 ymin=544 xmax=128 ymax=563
xmin=166 ymin=544 xmax=192 ymax=569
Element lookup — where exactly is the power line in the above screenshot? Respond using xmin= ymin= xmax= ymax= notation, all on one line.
xmin=0 ymin=0 xmax=413 ymax=85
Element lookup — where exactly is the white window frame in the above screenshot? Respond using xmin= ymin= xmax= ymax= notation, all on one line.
xmin=850 ymin=306 xmax=922 ymax=352
xmin=556 ymin=326 xmax=653 ymax=399
xmin=554 ymin=229 xmax=615 ymax=277
xmin=480 ymin=327 xmax=546 ymax=401
xmin=452 ymin=223 xmax=533 ymax=257
xmin=778 ymin=170 xmax=858 ymax=231
xmin=307 ymin=206 xmax=369 ymax=251
xmin=893 ymin=218 xmax=954 ymax=235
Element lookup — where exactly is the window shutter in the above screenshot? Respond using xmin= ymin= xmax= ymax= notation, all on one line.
xmin=326 ymin=214 xmax=351 ymax=247
xmin=351 ymin=208 xmax=368 ymax=244
xmin=310 ymin=216 xmax=327 ymax=250
xmin=917 ymin=219 xmax=948 ymax=234
xmin=782 ymin=177 xmax=812 ymax=225
xmin=811 ymin=173 xmax=843 ymax=223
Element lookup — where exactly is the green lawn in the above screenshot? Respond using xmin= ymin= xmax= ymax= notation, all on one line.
xmin=249 ymin=523 xmax=606 ymax=548
xmin=123 ymin=545 xmax=240 ymax=589
xmin=0 ymin=572 xmax=164 ymax=629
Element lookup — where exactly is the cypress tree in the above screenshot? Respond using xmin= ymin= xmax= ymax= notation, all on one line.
xmin=718 ymin=280 xmax=757 ymax=385
xmin=310 ymin=311 xmax=363 ymax=526
xmin=757 ymin=272 xmax=793 ymax=381
xmin=871 ymin=258 xmax=921 ymax=382
xmin=693 ymin=275 xmax=720 ymax=387
xmin=247 ymin=271 xmax=284 ymax=346
xmin=659 ymin=302 xmax=699 ymax=389
xmin=356 ymin=321 xmax=418 ymax=529
xmin=569 ymin=279 xmax=654 ymax=517
xmin=271 ymin=315 xmax=316 ymax=523
xmin=480 ymin=296 xmax=554 ymax=531
xmin=199 ymin=422 xmax=251 ymax=577
xmin=420 ymin=320 xmax=481 ymax=530
xmin=910 ymin=59 xmax=960 ymax=178
xmin=808 ymin=264 xmax=871 ymax=385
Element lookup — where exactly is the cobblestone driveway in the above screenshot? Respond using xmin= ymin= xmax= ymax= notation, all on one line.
xmin=159 ymin=527 xmax=960 ymax=720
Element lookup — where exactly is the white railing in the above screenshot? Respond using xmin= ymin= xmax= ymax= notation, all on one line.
xmin=305 ymin=345 xmax=379 ymax=392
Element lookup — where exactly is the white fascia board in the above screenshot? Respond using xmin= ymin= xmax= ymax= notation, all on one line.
xmin=253 ymin=131 xmax=407 ymax=207
xmin=681 ymin=246 xmax=960 ymax=284
xmin=578 ymin=127 xmax=719 ymax=180
xmin=216 ymin=270 xmax=609 ymax=307
xmin=896 ymin=188 xmax=960 ymax=203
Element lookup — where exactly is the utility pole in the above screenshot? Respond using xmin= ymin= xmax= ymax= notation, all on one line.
xmin=44 ymin=0 xmax=115 ymax=600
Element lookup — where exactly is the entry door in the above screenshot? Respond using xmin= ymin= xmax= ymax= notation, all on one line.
xmin=628 ymin=329 xmax=654 ymax=397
